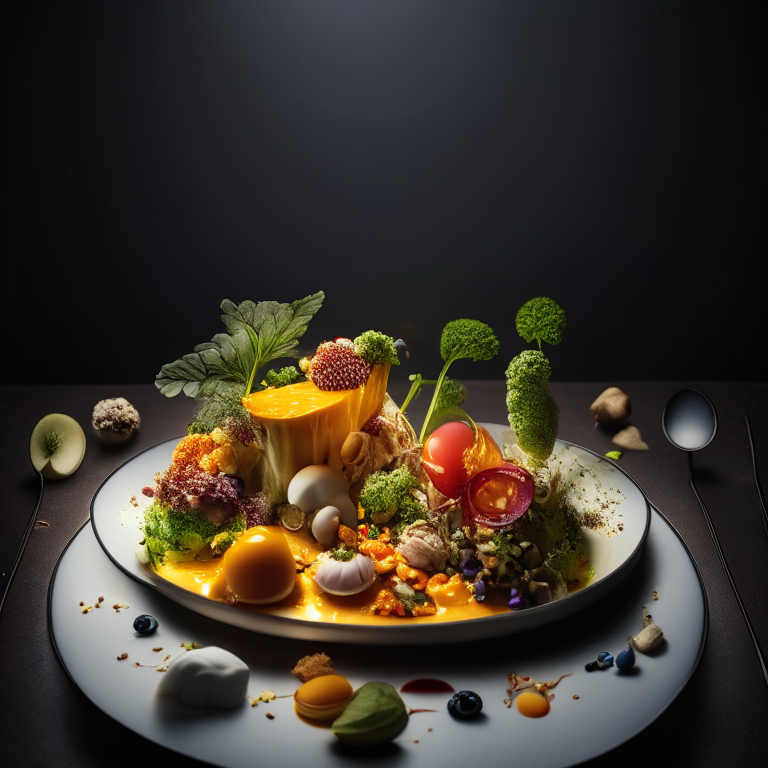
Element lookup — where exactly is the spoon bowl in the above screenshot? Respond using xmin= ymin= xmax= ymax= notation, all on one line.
xmin=662 ymin=388 xmax=717 ymax=451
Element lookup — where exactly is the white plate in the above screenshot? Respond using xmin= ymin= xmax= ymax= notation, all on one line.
xmin=90 ymin=424 xmax=650 ymax=644
xmin=51 ymin=505 xmax=705 ymax=768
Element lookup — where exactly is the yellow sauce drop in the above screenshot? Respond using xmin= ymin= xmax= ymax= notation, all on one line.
xmin=515 ymin=690 xmax=550 ymax=718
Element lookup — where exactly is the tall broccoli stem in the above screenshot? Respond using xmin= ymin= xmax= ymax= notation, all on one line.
xmin=418 ymin=360 xmax=453 ymax=444
xmin=399 ymin=375 xmax=423 ymax=414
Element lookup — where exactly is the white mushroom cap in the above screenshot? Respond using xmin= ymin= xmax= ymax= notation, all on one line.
xmin=287 ymin=465 xmax=357 ymax=528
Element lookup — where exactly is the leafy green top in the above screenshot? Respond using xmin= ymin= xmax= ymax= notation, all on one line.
xmin=155 ymin=292 xmax=324 ymax=400
xmin=515 ymin=297 xmax=567 ymax=350
xmin=440 ymin=319 xmax=500 ymax=364
xmin=414 ymin=319 xmax=499 ymax=443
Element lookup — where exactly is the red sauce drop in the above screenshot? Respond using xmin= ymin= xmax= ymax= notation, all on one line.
xmin=400 ymin=678 xmax=455 ymax=693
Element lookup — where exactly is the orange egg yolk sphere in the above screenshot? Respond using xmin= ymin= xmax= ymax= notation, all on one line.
xmin=294 ymin=674 xmax=354 ymax=721
xmin=221 ymin=526 xmax=296 ymax=604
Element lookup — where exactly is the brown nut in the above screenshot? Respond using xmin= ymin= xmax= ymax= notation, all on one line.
xmin=590 ymin=387 xmax=632 ymax=425
xmin=340 ymin=431 xmax=369 ymax=466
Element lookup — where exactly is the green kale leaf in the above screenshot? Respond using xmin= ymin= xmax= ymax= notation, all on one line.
xmin=155 ymin=292 xmax=324 ymax=400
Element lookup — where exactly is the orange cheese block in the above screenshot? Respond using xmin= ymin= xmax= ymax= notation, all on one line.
xmin=243 ymin=364 xmax=389 ymax=502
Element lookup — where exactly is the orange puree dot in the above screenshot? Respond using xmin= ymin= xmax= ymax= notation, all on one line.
xmin=516 ymin=690 xmax=550 ymax=718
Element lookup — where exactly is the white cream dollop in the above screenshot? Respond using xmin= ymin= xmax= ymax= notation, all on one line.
xmin=156 ymin=646 xmax=249 ymax=709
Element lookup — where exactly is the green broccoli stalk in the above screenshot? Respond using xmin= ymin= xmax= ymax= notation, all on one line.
xmin=506 ymin=297 xmax=567 ymax=462
xmin=261 ymin=366 xmax=305 ymax=389
xmin=506 ymin=350 xmax=559 ymax=462
xmin=358 ymin=466 xmax=424 ymax=525
xmin=142 ymin=501 xmax=245 ymax=567
xmin=418 ymin=319 xmax=500 ymax=444
xmin=353 ymin=331 xmax=400 ymax=367
xmin=515 ymin=297 xmax=567 ymax=351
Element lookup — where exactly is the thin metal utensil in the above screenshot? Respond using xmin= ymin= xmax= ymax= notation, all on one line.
xmin=745 ymin=414 xmax=768 ymax=538
xmin=663 ymin=389 xmax=767 ymax=686
xmin=0 ymin=472 xmax=45 ymax=618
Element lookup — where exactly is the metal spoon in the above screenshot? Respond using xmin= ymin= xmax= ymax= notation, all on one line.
xmin=0 ymin=472 xmax=44 ymax=618
xmin=663 ymin=388 xmax=767 ymax=685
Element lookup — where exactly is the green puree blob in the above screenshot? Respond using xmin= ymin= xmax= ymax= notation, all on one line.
xmin=332 ymin=682 xmax=408 ymax=747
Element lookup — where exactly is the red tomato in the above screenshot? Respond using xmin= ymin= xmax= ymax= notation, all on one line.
xmin=421 ymin=421 xmax=476 ymax=499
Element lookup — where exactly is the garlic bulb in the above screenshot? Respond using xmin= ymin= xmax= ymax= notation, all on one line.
xmin=314 ymin=554 xmax=377 ymax=596
xmin=627 ymin=606 xmax=664 ymax=653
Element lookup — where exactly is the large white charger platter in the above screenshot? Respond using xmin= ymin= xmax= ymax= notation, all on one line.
xmin=90 ymin=423 xmax=651 ymax=645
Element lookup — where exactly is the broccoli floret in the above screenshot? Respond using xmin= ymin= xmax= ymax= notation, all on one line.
xmin=358 ymin=466 xmax=423 ymax=525
xmin=188 ymin=391 xmax=254 ymax=436
xmin=439 ymin=319 xmax=501 ymax=364
xmin=515 ymin=297 xmax=567 ymax=350
xmin=418 ymin=319 xmax=500 ymax=443
xmin=142 ymin=500 xmax=245 ymax=567
xmin=261 ymin=366 xmax=305 ymax=388
xmin=353 ymin=331 xmax=400 ymax=366
xmin=544 ymin=540 xmax=584 ymax=583
xmin=142 ymin=501 xmax=216 ymax=565
xmin=505 ymin=350 xmax=559 ymax=462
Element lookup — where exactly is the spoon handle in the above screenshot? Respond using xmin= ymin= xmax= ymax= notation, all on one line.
xmin=689 ymin=453 xmax=768 ymax=686
xmin=745 ymin=414 xmax=768 ymax=538
xmin=0 ymin=473 xmax=44 ymax=618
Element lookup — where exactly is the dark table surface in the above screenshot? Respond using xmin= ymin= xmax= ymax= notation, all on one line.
xmin=1 ymin=381 xmax=766 ymax=768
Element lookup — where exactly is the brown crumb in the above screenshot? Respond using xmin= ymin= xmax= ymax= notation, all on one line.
xmin=82 ymin=605 xmax=93 ymax=614
xmin=79 ymin=601 xmax=85 ymax=606
xmin=291 ymin=653 xmax=334 ymax=682
xmin=113 ymin=603 xmax=129 ymax=612
xmin=34 ymin=520 xmax=50 ymax=528
xmin=152 ymin=647 xmax=163 ymax=652
xmin=98 ymin=596 xmax=104 ymax=603
xmin=265 ymin=712 xmax=275 ymax=720
xmin=653 ymin=590 xmax=659 ymax=600
xmin=573 ymin=695 xmax=580 ymax=700
xmin=94 ymin=602 xmax=100 ymax=609
xmin=503 ymin=698 xmax=512 ymax=708
xmin=410 ymin=739 xmax=420 ymax=744
xmin=428 ymin=728 xmax=433 ymax=732
xmin=117 ymin=653 xmax=128 ymax=661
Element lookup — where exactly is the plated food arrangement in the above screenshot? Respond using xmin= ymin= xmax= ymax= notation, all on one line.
xmin=122 ymin=292 xmax=642 ymax=632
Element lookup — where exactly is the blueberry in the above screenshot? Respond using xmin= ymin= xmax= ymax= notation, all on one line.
xmin=133 ymin=614 xmax=159 ymax=635
xmin=596 ymin=651 xmax=614 ymax=668
xmin=447 ymin=690 xmax=483 ymax=719
xmin=616 ymin=646 xmax=636 ymax=670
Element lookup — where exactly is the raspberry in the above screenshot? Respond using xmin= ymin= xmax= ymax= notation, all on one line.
xmin=308 ymin=341 xmax=371 ymax=391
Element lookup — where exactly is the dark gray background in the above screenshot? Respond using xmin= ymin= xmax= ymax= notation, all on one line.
xmin=5 ymin=1 xmax=763 ymax=391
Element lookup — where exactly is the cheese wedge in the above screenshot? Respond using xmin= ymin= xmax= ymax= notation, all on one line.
xmin=243 ymin=364 xmax=389 ymax=502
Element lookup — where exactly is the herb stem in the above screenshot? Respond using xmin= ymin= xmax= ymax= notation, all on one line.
xmin=418 ymin=360 xmax=452 ymax=444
